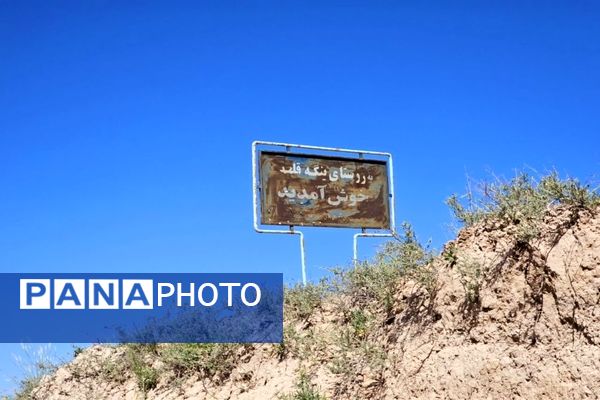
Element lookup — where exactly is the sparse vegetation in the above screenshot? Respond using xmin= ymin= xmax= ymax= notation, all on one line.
xmin=456 ymin=256 xmax=484 ymax=304
xmin=11 ymin=344 xmax=60 ymax=400
xmin=442 ymin=242 xmax=458 ymax=266
xmin=446 ymin=171 xmax=599 ymax=307
xmin=161 ymin=343 xmax=238 ymax=381
xmin=275 ymin=223 xmax=434 ymax=396
xmin=273 ymin=325 xmax=297 ymax=360
xmin=273 ymin=325 xmax=323 ymax=361
xmin=328 ymin=329 xmax=386 ymax=396
xmin=72 ymin=346 xmax=84 ymax=358
xmin=13 ymin=377 xmax=40 ymax=400
xmin=275 ymin=222 xmax=435 ymax=396
xmin=279 ymin=371 xmax=327 ymax=400
xmin=447 ymin=172 xmax=600 ymax=242
xmin=285 ymin=281 xmax=328 ymax=321
xmin=333 ymin=222 xmax=436 ymax=315
xmin=99 ymin=358 xmax=127 ymax=384
xmin=348 ymin=309 xmax=369 ymax=340
xmin=127 ymin=347 xmax=158 ymax=393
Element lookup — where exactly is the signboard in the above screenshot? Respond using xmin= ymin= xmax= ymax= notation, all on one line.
xmin=259 ymin=151 xmax=390 ymax=229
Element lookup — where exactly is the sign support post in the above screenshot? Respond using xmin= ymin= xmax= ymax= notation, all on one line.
xmin=352 ymin=151 xmax=396 ymax=264
xmin=252 ymin=142 xmax=307 ymax=285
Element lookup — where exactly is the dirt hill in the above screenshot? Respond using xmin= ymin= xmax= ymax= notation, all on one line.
xmin=24 ymin=176 xmax=600 ymax=400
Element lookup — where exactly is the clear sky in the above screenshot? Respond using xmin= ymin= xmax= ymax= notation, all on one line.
xmin=1 ymin=1 xmax=599 ymax=395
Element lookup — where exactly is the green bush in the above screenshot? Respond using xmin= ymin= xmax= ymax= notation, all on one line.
xmin=348 ymin=309 xmax=369 ymax=340
xmin=285 ymin=281 xmax=327 ymax=321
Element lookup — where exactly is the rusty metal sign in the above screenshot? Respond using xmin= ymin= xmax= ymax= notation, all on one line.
xmin=259 ymin=151 xmax=390 ymax=229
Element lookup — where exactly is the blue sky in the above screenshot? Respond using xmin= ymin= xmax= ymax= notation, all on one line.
xmin=1 ymin=1 xmax=599 ymax=395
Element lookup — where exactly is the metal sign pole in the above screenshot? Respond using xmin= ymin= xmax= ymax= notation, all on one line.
xmin=252 ymin=142 xmax=308 ymax=285
xmin=352 ymin=152 xmax=396 ymax=265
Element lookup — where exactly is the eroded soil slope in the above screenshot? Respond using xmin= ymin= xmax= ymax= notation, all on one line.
xmin=30 ymin=205 xmax=600 ymax=399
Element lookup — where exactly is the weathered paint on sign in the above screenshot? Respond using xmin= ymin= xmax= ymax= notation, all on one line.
xmin=259 ymin=151 xmax=390 ymax=228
